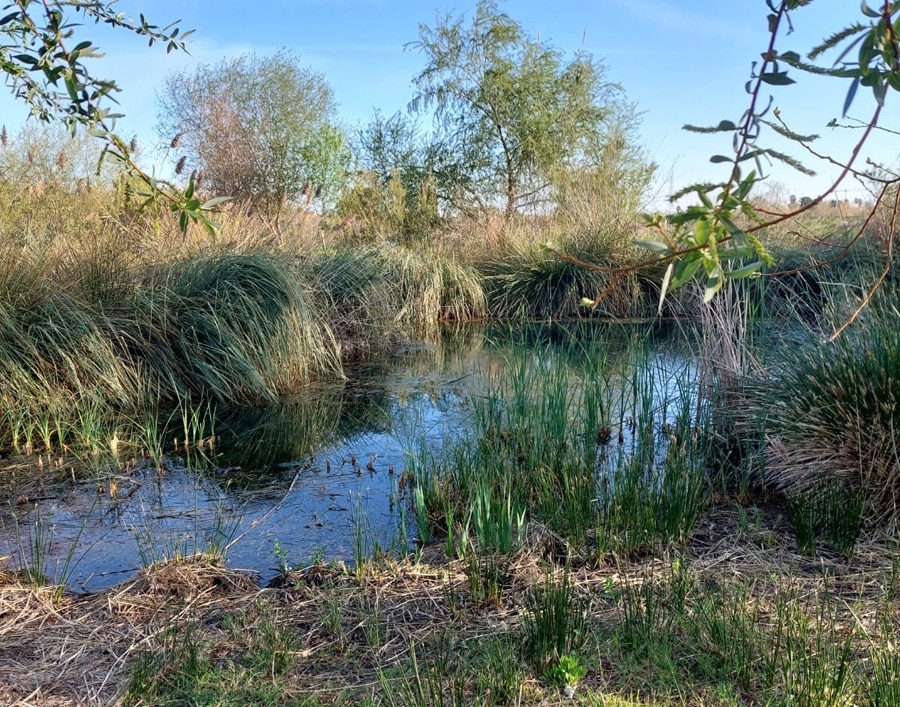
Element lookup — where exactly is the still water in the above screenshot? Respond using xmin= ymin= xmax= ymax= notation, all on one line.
xmin=0 ymin=322 xmax=696 ymax=592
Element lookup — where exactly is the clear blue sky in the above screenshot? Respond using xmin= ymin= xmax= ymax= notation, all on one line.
xmin=2 ymin=0 xmax=896 ymax=207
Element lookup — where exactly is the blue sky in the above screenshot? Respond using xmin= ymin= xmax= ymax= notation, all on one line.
xmin=2 ymin=0 xmax=896 ymax=207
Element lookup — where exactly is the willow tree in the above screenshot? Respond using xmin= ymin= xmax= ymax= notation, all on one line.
xmin=157 ymin=51 xmax=349 ymax=213
xmin=407 ymin=0 xmax=628 ymax=218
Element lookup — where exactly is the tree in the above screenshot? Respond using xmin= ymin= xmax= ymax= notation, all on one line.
xmin=0 ymin=1 xmax=224 ymax=234
xmin=407 ymin=0 xmax=626 ymax=218
xmin=157 ymin=51 xmax=350 ymax=213
xmin=339 ymin=110 xmax=440 ymax=241
xmin=355 ymin=110 xmax=427 ymax=196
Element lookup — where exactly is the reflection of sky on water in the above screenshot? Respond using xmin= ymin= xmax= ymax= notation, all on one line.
xmin=0 ymin=322 xmax=697 ymax=592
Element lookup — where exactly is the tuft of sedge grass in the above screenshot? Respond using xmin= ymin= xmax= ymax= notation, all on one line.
xmin=480 ymin=240 xmax=637 ymax=320
xmin=305 ymin=242 xmax=485 ymax=361
xmin=760 ymin=296 xmax=900 ymax=525
xmin=0 ymin=239 xmax=349 ymax=455
xmin=132 ymin=250 xmax=341 ymax=404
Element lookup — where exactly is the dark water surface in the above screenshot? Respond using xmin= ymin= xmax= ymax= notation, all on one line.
xmin=0 ymin=322 xmax=695 ymax=591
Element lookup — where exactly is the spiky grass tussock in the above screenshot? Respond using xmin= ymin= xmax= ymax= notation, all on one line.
xmin=481 ymin=241 xmax=639 ymax=320
xmin=761 ymin=308 xmax=900 ymax=524
xmin=307 ymin=243 xmax=486 ymax=358
xmin=0 ymin=248 xmax=343 ymax=453
xmin=133 ymin=251 xmax=340 ymax=404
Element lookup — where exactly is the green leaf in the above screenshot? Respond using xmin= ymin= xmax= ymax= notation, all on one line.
xmin=860 ymin=1 xmax=881 ymax=18
xmin=703 ymin=275 xmax=723 ymax=303
xmin=859 ymin=31 xmax=877 ymax=70
xmin=843 ymin=76 xmax=860 ymax=117
xmin=201 ymin=196 xmax=231 ymax=210
xmin=719 ymin=246 xmax=754 ymax=260
xmin=670 ymin=257 xmax=703 ymax=290
xmin=759 ymin=71 xmax=795 ymax=86
xmin=658 ymin=262 xmax=674 ymax=315
xmin=695 ymin=218 xmax=711 ymax=245
xmin=871 ymin=77 xmax=887 ymax=105
xmin=888 ymin=71 xmax=900 ymax=92
xmin=728 ymin=261 xmax=765 ymax=279
xmin=735 ymin=171 xmax=758 ymax=200
xmin=709 ymin=154 xmax=732 ymax=163
xmin=719 ymin=215 xmax=748 ymax=245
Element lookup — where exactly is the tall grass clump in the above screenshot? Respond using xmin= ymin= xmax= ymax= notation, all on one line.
xmin=0 ymin=243 xmax=347 ymax=454
xmin=762 ymin=298 xmax=900 ymax=525
xmin=132 ymin=251 xmax=340 ymax=404
xmin=0 ymin=248 xmax=141 ymax=452
xmin=521 ymin=570 xmax=588 ymax=674
xmin=481 ymin=239 xmax=638 ymax=320
xmin=307 ymin=243 xmax=485 ymax=358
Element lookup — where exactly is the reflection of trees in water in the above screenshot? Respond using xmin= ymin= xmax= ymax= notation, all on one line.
xmin=183 ymin=380 xmax=394 ymax=485
xmin=479 ymin=320 xmax=687 ymax=365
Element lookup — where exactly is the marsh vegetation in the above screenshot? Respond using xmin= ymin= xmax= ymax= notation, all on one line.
xmin=1 ymin=179 xmax=898 ymax=705
xmin=2 ymin=1 xmax=900 ymax=704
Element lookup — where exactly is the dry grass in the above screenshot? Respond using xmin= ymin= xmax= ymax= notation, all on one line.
xmin=1 ymin=505 xmax=897 ymax=706
xmin=0 ymin=556 xmax=257 ymax=705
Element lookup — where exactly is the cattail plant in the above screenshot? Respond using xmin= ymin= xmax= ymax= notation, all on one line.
xmin=175 ymin=156 xmax=186 ymax=175
xmin=170 ymin=133 xmax=182 ymax=149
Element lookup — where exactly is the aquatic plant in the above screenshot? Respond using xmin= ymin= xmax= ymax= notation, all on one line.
xmin=521 ymin=570 xmax=587 ymax=674
xmin=307 ymin=243 xmax=485 ymax=358
xmin=133 ymin=250 xmax=340 ymax=403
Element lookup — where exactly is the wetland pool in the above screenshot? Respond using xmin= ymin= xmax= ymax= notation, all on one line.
xmin=0 ymin=321 xmax=697 ymax=591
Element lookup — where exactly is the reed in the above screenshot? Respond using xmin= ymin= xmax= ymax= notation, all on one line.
xmin=521 ymin=569 xmax=587 ymax=674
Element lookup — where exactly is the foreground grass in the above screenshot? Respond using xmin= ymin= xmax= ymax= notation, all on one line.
xmin=1 ymin=503 xmax=898 ymax=706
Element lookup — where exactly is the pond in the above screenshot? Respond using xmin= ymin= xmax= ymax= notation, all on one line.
xmin=0 ymin=321 xmax=698 ymax=592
